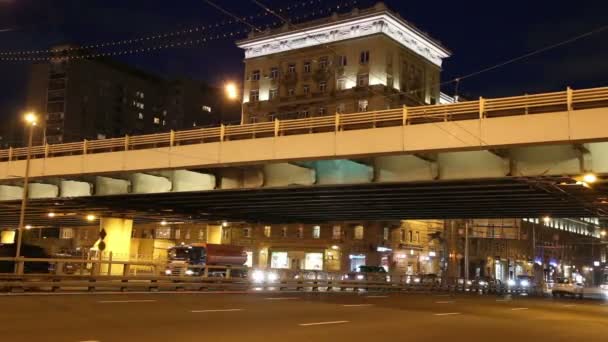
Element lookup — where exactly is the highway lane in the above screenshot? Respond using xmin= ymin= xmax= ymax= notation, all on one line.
xmin=1 ymin=292 xmax=608 ymax=342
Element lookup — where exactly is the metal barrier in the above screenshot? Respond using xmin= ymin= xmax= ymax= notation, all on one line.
xmin=1 ymin=86 xmax=607 ymax=162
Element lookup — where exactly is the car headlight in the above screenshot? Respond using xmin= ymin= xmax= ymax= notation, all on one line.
xmin=342 ymin=275 xmax=349 ymax=280
xmin=252 ymin=270 xmax=265 ymax=283
xmin=507 ymin=279 xmax=516 ymax=287
xmin=356 ymin=274 xmax=364 ymax=280
xmin=479 ymin=281 xmax=487 ymax=286
xmin=267 ymin=272 xmax=279 ymax=282
xmin=414 ymin=277 xmax=421 ymax=283
xmin=185 ymin=269 xmax=194 ymax=276
xmin=466 ymin=280 xmax=472 ymax=285
xmin=521 ymin=280 xmax=530 ymax=287
xmin=164 ymin=269 xmax=172 ymax=275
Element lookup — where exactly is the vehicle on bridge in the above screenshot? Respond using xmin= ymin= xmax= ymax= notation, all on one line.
xmin=552 ymin=277 xmax=584 ymax=298
xmin=0 ymin=244 xmax=52 ymax=274
xmin=165 ymin=243 xmax=248 ymax=277
xmin=342 ymin=265 xmax=389 ymax=282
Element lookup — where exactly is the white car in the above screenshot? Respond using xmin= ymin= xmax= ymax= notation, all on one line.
xmin=552 ymin=277 xmax=584 ymax=298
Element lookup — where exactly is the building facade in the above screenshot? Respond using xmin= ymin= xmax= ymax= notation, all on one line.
xmin=237 ymin=3 xmax=451 ymax=124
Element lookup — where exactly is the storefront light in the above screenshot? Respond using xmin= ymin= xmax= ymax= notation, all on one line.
xmin=429 ymin=251 xmax=436 ymax=257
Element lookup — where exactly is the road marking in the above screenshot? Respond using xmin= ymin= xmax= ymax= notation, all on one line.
xmin=434 ymin=312 xmax=461 ymax=316
xmin=342 ymin=304 xmax=373 ymax=307
xmin=299 ymin=320 xmax=350 ymax=327
xmin=191 ymin=309 xmax=244 ymax=313
xmin=366 ymin=295 xmax=388 ymax=298
xmin=97 ymin=300 xmax=157 ymax=304
xmin=435 ymin=301 xmax=454 ymax=304
xmin=563 ymin=304 xmax=576 ymax=308
xmin=511 ymin=308 xmax=529 ymax=311
xmin=264 ymin=297 xmax=299 ymax=300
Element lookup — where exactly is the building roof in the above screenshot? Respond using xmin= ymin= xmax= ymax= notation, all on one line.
xmin=237 ymin=2 xmax=451 ymax=67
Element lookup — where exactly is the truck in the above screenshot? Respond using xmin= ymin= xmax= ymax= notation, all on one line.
xmin=164 ymin=243 xmax=248 ymax=277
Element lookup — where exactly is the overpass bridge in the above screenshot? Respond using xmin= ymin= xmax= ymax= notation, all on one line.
xmin=1 ymin=86 xmax=608 ymax=225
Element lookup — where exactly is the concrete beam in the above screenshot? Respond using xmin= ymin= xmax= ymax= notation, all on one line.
xmin=510 ymin=145 xmax=583 ymax=176
xmin=0 ymin=185 xmax=22 ymax=201
xmin=300 ymin=160 xmax=373 ymax=185
xmin=588 ymin=142 xmax=608 ymax=173
xmin=263 ymin=163 xmax=315 ymax=187
xmin=219 ymin=168 xmax=264 ymax=189
xmin=130 ymin=173 xmax=172 ymax=194
xmin=28 ymin=183 xmax=59 ymax=199
xmin=95 ymin=176 xmax=131 ymax=196
xmin=374 ymin=155 xmax=437 ymax=182
xmin=60 ymin=180 xmax=93 ymax=197
xmin=438 ymin=151 xmax=510 ymax=180
xmin=169 ymin=170 xmax=216 ymax=192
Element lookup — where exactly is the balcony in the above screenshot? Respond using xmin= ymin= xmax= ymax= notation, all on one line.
xmin=282 ymin=72 xmax=298 ymax=85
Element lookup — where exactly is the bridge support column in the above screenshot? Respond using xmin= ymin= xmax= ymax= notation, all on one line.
xmin=1 ymin=230 xmax=15 ymax=244
xmin=300 ymin=160 xmax=373 ymax=185
xmin=0 ymin=185 xmax=22 ymax=201
xmin=219 ymin=169 xmax=263 ymax=189
xmin=170 ymin=170 xmax=216 ymax=192
xmin=60 ymin=180 xmax=92 ymax=197
xmin=98 ymin=218 xmax=133 ymax=275
xmin=130 ymin=173 xmax=172 ymax=194
xmin=28 ymin=183 xmax=59 ymax=199
xmin=95 ymin=176 xmax=130 ymax=196
xmin=263 ymin=163 xmax=315 ymax=187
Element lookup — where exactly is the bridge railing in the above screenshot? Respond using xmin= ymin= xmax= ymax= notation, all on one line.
xmin=1 ymin=86 xmax=607 ymax=162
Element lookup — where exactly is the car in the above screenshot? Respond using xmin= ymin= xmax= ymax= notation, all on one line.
xmin=420 ymin=274 xmax=441 ymax=285
xmin=507 ymin=275 xmax=537 ymax=294
xmin=552 ymin=277 xmax=584 ymax=298
xmin=472 ymin=277 xmax=501 ymax=290
xmin=343 ymin=265 xmax=389 ymax=282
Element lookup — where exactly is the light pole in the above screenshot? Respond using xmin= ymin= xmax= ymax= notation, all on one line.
xmin=14 ymin=112 xmax=37 ymax=274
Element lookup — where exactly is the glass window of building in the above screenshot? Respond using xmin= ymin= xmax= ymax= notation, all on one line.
xmin=319 ymin=56 xmax=328 ymax=69
xmin=153 ymin=117 xmax=160 ymax=124
xmin=269 ymin=88 xmax=278 ymax=100
xmin=175 ymin=229 xmax=181 ymax=240
xmin=360 ymin=50 xmax=370 ymax=64
xmin=223 ymin=228 xmax=230 ymax=241
xmin=202 ymin=105 xmax=212 ymax=112
xmin=243 ymin=227 xmax=251 ymax=238
xmin=305 ymin=253 xmax=323 ymax=270
xmin=270 ymin=67 xmax=279 ymax=79
xmin=264 ymin=225 xmax=271 ymax=238
xmin=383 ymin=227 xmax=389 ymax=241
xmin=60 ymin=228 xmax=74 ymax=239
xmin=338 ymin=55 xmax=347 ymax=67
xmin=337 ymin=103 xmax=346 ymax=114
xmin=303 ymin=84 xmax=310 ymax=94
xmin=198 ymin=229 xmax=205 ymax=240
xmin=288 ymin=88 xmax=295 ymax=96
xmin=288 ymin=63 xmax=296 ymax=73
xmin=408 ymin=230 xmax=413 ymax=242
xmin=313 ymin=225 xmax=321 ymax=239
xmin=297 ymin=226 xmax=304 ymax=238
xmin=332 ymin=225 xmax=341 ymax=240
xmin=415 ymin=231 xmax=420 ymax=242
xmin=337 ymin=79 xmax=346 ymax=90
xmin=358 ymin=99 xmax=369 ymax=112
xmin=354 ymin=225 xmax=364 ymax=240
xmin=271 ymin=252 xmax=289 ymax=269
xmin=250 ymin=89 xmax=259 ymax=102
xmin=350 ymin=254 xmax=366 ymax=271
xmin=245 ymin=251 xmax=253 ymax=267
xmin=282 ymin=226 xmax=288 ymax=238
xmin=303 ymin=62 xmax=311 ymax=73
xmin=138 ymin=113 xmax=144 ymax=120
xmin=357 ymin=74 xmax=369 ymax=87
xmin=156 ymin=227 xmax=171 ymax=239
xmin=319 ymin=82 xmax=327 ymax=92
xmin=318 ymin=107 xmax=326 ymax=115
xmin=251 ymin=70 xmax=260 ymax=81
xmin=400 ymin=229 xmax=406 ymax=242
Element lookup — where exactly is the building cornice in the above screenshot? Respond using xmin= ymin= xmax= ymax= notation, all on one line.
xmin=237 ymin=12 xmax=451 ymax=67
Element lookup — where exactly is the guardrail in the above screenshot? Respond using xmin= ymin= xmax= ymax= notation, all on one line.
xmin=1 ymin=86 xmax=607 ymax=162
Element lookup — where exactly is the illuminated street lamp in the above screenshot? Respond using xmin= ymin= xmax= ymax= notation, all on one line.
xmin=86 ymin=214 xmax=97 ymax=222
xmin=47 ymin=212 xmax=56 ymax=218
xmin=160 ymin=220 xmax=168 ymax=226
xmin=224 ymin=82 xmax=239 ymax=100
xmin=542 ymin=216 xmax=551 ymax=224
xmin=14 ymin=111 xmax=38 ymax=274
xmin=601 ymin=230 xmax=607 ymax=237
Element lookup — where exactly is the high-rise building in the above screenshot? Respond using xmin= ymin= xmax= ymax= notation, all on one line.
xmin=236 ymin=2 xmax=451 ymax=123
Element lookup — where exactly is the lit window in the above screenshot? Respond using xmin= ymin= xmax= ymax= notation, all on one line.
xmin=297 ymin=226 xmax=304 ymax=238
xmin=282 ymin=226 xmax=288 ymax=238
xmin=185 ymin=230 xmax=191 ymax=240
xmin=337 ymin=79 xmax=346 ymax=90
xmin=400 ymin=229 xmax=406 ymax=243
xmin=303 ymin=62 xmax=311 ymax=73
xmin=383 ymin=227 xmax=389 ymax=241
xmin=60 ymin=228 xmax=74 ymax=239
xmin=338 ymin=55 xmax=347 ymax=67
xmin=337 ymin=103 xmax=346 ymax=114
xmin=156 ymin=227 xmax=171 ymax=239
xmin=313 ymin=225 xmax=320 ymax=239
xmin=153 ymin=117 xmax=160 ymax=124
xmin=269 ymin=88 xmax=278 ymax=100
xmin=303 ymin=85 xmax=310 ymax=95
xmin=319 ymin=56 xmax=328 ymax=69
xmin=332 ymin=225 xmax=341 ymax=240
xmin=243 ymin=227 xmax=251 ymax=238
xmin=202 ymin=105 xmax=212 ymax=112
xmin=250 ymin=89 xmax=259 ymax=102
xmin=360 ymin=50 xmax=370 ymax=64
xmin=162 ymin=120 xmax=166 ymax=126
xmin=357 ymin=74 xmax=369 ymax=87
xmin=354 ymin=225 xmax=364 ymax=240
xmin=198 ymin=229 xmax=205 ymax=240
xmin=138 ymin=113 xmax=144 ymax=120
xmin=251 ymin=70 xmax=260 ymax=81
xmin=270 ymin=67 xmax=279 ymax=79
xmin=288 ymin=88 xmax=295 ymax=96
xmin=318 ymin=107 xmax=326 ymax=116
xmin=175 ymin=229 xmax=181 ymax=240
xmin=319 ymin=82 xmax=326 ymax=92
xmin=288 ymin=64 xmax=296 ymax=73
xmin=358 ymin=99 xmax=368 ymax=112
xmin=162 ymin=110 xmax=167 ymax=116
xmin=192 ymin=122 xmax=197 ymax=127
xmin=264 ymin=225 xmax=271 ymax=238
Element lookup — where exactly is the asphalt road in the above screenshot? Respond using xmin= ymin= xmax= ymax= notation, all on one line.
xmin=2 ymin=291 xmax=608 ymax=342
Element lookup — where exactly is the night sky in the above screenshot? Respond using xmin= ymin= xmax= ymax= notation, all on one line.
xmin=1 ymin=0 xmax=607 ymax=122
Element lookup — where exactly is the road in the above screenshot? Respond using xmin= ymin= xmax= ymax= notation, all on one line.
xmin=1 ymin=291 xmax=608 ymax=341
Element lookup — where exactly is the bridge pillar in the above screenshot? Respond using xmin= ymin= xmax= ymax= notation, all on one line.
xmin=263 ymin=163 xmax=315 ymax=187
xmin=219 ymin=169 xmax=264 ymax=189
xmin=130 ymin=173 xmax=172 ymax=194
xmin=170 ymin=170 xmax=216 ymax=192
xmin=95 ymin=176 xmax=130 ymax=196
xmin=59 ymin=180 xmax=93 ymax=197
xmin=300 ymin=160 xmax=373 ymax=185
xmin=437 ymin=151 xmax=510 ymax=179
xmin=374 ymin=155 xmax=437 ymax=182
xmin=97 ymin=217 xmax=133 ymax=275
xmin=28 ymin=183 xmax=59 ymax=199
xmin=0 ymin=230 xmax=15 ymax=244
xmin=510 ymin=145 xmax=583 ymax=176
xmin=0 ymin=185 xmax=22 ymax=201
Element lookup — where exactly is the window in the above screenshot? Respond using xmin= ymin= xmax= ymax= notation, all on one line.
xmin=408 ymin=231 xmax=413 ymax=242
xmin=175 ymin=229 xmax=181 ymax=240
xmin=264 ymin=225 xmax=271 ymax=238
xmin=303 ymin=62 xmax=311 ymax=73
xmin=354 ymin=225 xmax=364 ymax=240
xmin=383 ymin=227 xmax=389 ymax=241
xmin=338 ymin=55 xmax=347 ymax=67
xmin=357 ymin=74 xmax=369 ymax=87
xmin=415 ymin=231 xmax=420 ymax=243
xmin=319 ymin=82 xmax=327 ymax=92
xmin=185 ymin=230 xmax=191 ymax=240
xmin=202 ymin=105 xmax=212 ymax=113
xmin=297 ymin=226 xmax=304 ymax=238
xmin=249 ymin=116 xmax=258 ymax=124
xmin=319 ymin=56 xmax=328 ymax=69
xmin=303 ymin=85 xmax=310 ymax=95
xmin=153 ymin=117 xmax=160 ymax=125
xmin=162 ymin=120 xmax=166 ymax=126
xmin=360 ymin=50 xmax=370 ymax=64
xmin=337 ymin=79 xmax=346 ymax=90
xmin=222 ymin=228 xmax=230 ymax=241
xmin=243 ymin=227 xmax=251 ymax=238
xmin=313 ymin=225 xmax=320 ymax=239
xmin=282 ymin=226 xmax=288 ymax=238
xmin=358 ymin=99 xmax=369 ymax=112
xmin=138 ymin=113 xmax=144 ymax=120
xmin=400 ymin=229 xmax=406 ymax=243
xmin=288 ymin=88 xmax=295 ymax=96
xmin=251 ymin=70 xmax=260 ymax=81
xmin=270 ymin=67 xmax=279 ymax=79
xmin=337 ymin=103 xmax=346 ymax=114
xmin=318 ymin=107 xmax=326 ymax=116
xmin=269 ymin=88 xmax=278 ymax=100
xmin=250 ymin=89 xmax=259 ymax=102
xmin=288 ymin=63 xmax=296 ymax=73
xmin=60 ymin=228 xmax=74 ymax=239
xmin=198 ymin=229 xmax=205 ymax=240
xmin=299 ymin=110 xmax=309 ymax=118
xmin=332 ymin=225 xmax=341 ymax=240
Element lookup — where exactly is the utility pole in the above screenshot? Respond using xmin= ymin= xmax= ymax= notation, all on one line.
xmin=464 ymin=220 xmax=469 ymax=285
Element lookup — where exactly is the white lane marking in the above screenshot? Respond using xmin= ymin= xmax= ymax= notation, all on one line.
xmin=366 ymin=295 xmax=388 ymax=298
xmin=97 ymin=300 xmax=157 ymax=304
xmin=435 ymin=301 xmax=454 ymax=304
xmin=563 ymin=304 xmax=576 ymax=308
xmin=299 ymin=320 xmax=350 ymax=327
xmin=511 ymin=308 xmax=529 ymax=311
xmin=191 ymin=309 xmax=244 ymax=313
xmin=264 ymin=297 xmax=299 ymax=300
xmin=434 ymin=312 xmax=461 ymax=316
xmin=342 ymin=304 xmax=373 ymax=307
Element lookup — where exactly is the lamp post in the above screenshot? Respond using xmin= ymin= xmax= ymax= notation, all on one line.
xmin=14 ymin=112 xmax=37 ymax=274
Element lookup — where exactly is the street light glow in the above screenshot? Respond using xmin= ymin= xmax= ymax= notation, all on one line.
xmin=160 ymin=220 xmax=168 ymax=226
xmin=583 ymin=173 xmax=597 ymax=184
xmin=47 ymin=212 xmax=56 ymax=218
xmin=601 ymin=230 xmax=607 ymax=237
xmin=542 ymin=216 xmax=551 ymax=224
xmin=25 ymin=225 xmax=32 ymax=230
xmin=225 ymin=83 xmax=238 ymax=100
xmin=86 ymin=214 xmax=96 ymax=222
xmin=24 ymin=112 xmax=38 ymax=125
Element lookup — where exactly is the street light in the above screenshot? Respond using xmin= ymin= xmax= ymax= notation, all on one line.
xmin=47 ymin=212 xmax=56 ymax=218
xmin=601 ymin=230 xmax=607 ymax=237
xmin=14 ymin=111 xmax=38 ymax=274
xmin=543 ymin=216 xmax=551 ymax=224
xmin=86 ymin=214 xmax=97 ymax=222
xmin=224 ymin=82 xmax=238 ymax=100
